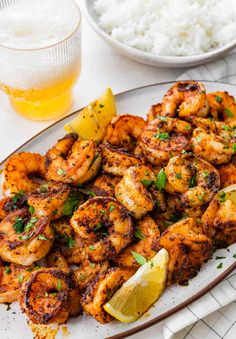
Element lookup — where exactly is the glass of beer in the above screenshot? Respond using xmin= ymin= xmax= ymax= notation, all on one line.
xmin=0 ymin=0 xmax=81 ymax=120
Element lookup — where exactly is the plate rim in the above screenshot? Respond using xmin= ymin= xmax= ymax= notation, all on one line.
xmin=1 ymin=80 xmax=236 ymax=339
xmin=84 ymin=0 xmax=236 ymax=68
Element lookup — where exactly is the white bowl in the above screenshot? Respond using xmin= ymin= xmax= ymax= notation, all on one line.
xmin=84 ymin=0 xmax=236 ymax=68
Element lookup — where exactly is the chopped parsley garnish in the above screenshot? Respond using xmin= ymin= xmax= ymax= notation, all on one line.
xmin=185 ymin=125 xmax=191 ymax=130
xmin=233 ymin=254 xmax=236 ymax=258
xmin=28 ymin=205 xmax=35 ymax=214
xmin=222 ymin=125 xmax=231 ymax=131
xmin=196 ymin=136 xmax=202 ymax=142
xmin=189 ymin=175 xmax=197 ymax=188
xmin=89 ymin=245 xmax=95 ymax=251
xmin=224 ymin=108 xmax=234 ymax=118
xmin=66 ymin=237 xmax=75 ymax=248
xmin=5 ymin=266 xmax=11 ymax=275
xmin=63 ymin=190 xmax=82 ymax=216
xmin=57 ymin=168 xmax=66 ymax=176
xmin=12 ymin=190 xmax=25 ymax=205
xmin=37 ymin=234 xmax=49 ymax=241
xmin=155 ymin=168 xmax=167 ymax=191
xmin=19 ymin=234 xmax=32 ymax=241
xmin=158 ymin=116 xmax=167 ymax=121
xmin=215 ymin=256 xmax=226 ymax=260
xmin=57 ymin=279 xmax=62 ymax=291
xmin=99 ymin=104 xmax=104 ymax=108
xmin=39 ymin=184 xmax=49 ymax=192
xmin=18 ymin=274 xmax=23 ymax=283
xmin=218 ymin=191 xmax=226 ymax=203
xmin=131 ymin=251 xmax=147 ymax=266
xmin=13 ymin=217 xmax=24 ymax=234
xmin=217 ymin=262 xmax=223 ymax=269
xmin=232 ymin=143 xmax=236 ymax=153
xmin=134 ymin=228 xmax=146 ymax=240
xmin=176 ymin=173 xmax=182 ymax=179
xmin=215 ymin=95 xmax=222 ymax=103
xmin=154 ymin=132 xmax=170 ymax=140
xmin=203 ymin=171 xmax=209 ymax=178
xmin=140 ymin=179 xmax=153 ymax=187
xmin=94 ymin=223 xmax=103 ymax=231
xmin=24 ymin=217 xmax=38 ymax=232
xmin=109 ymin=204 xmax=115 ymax=212
xmin=89 ymin=262 xmax=95 ymax=268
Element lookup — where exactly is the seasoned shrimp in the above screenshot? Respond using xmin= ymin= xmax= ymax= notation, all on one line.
xmin=115 ymin=165 xmax=156 ymax=219
xmin=28 ymin=182 xmax=71 ymax=220
xmin=153 ymin=217 xmax=212 ymax=285
xmin=52 ymin=218 xmax=86 ymax=265
xmin=100 ymin=144 xmax=144 ymax=176
xmin=45 ymin=133 xmax=101 ymax=185
xmin=207 ymin=91 xmax=236 ymax=122
xmin=19 ymin=269 xmax=81 ymax=324
xmin=202 ymin=198 xmax=236 ymax=248
xmin=114 ymin=216 xmax=160 ymax=268
xmin=0 ymin=208 xmax=54 ymax=265
xmin=90 ymin=174 xmax=121 ymax=197
xmin=82 ymin=267 xmax=134 ymax=323
xmin=103 ymin=114 xmax=146 ymax=151
xmin=165 ymin=154 xmax=220 ymax=207
xmin=70 ymin=197 xmax=134 ymax=262
xmin=191 ymin=127 xmax=234 ymax=164
xmin=139 ymin=117 xmax=192 ymax=165
xmin=147 ymin=103 xmax=162 ymax=122
xmin=2 ymin=152 xmax=46 ymax=196
xmin=74 ymin=260 xmax=109 ymax=290
xmin=218 ymin=163 xmax=236 ymax=188
xmin=161 ymin=81 xmax=209 ymax=120
xmin=0 ymin=260 xmax=36 ymax=303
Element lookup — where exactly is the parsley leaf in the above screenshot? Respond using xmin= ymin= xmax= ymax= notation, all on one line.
xmin=140 ymin=179 xmax=153 ymax=187
xmin=218 ymin=191 xmax=226 ymax=203
xmin=215 ymin=95 xmax=222 ymax=103
xmin=57 ymin=168 xmax=66 ymax=176
xmin=57 ymin=279 xmax=62 ymax=291
xmin=28 ymin=205 xmax=35 ymax=214
xmin=37 ymin=234 xmax=49 ymax=241
xmin=189 ymin=175 xmax=197 ymax=188
xmin=217 ymin=262 xmax=223 ymax=269
xmin=131 ymin=251 xmax=147 ymax=265
xmin=155 ymin=169 xmax=167 ymax=191
xmin=224 ymin=109 xmax=234 ymax=118
xmin=63 ymin=190 xmax=82 ymax=216
xmin=13 ymin=217 xmax=24 ymax=234
xmin=154 ymin=132 xmax=170 ymax=140
xmin=134 ymin=228 xmax=146 ymax=240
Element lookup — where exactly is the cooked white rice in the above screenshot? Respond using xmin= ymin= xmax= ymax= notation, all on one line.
xmin=94 ymin=0 xmax=236 ymax=56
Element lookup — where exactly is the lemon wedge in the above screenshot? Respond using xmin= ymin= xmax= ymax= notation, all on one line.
xmin=103 ymin=248 xmax=169 ymax=323
xmin=216 ymin=184 xmax=236 ymax=205
xmin=64 ymin=88 xmax=116 ymax=141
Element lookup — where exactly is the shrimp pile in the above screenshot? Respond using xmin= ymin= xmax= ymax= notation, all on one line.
xmin=1 ymin=81 xmax=236 ymax=327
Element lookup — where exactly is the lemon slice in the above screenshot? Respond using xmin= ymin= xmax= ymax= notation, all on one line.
xmin=216 ymin=184 xmax=236 ymax=205
xmin=64 ymin=88 xmax=116 ymax=141
xmin=104 ymin=248 xmax=169 ymax=323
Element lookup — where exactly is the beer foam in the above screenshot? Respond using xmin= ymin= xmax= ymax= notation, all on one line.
xmin=0 ymin=0 xmax=81 ymax=90
xmin=0 ymin=2 xmax=77 ymax=49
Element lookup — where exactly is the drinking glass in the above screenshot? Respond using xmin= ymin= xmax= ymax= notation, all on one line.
xmin=0 ymin=0 xmax=81 ymax=120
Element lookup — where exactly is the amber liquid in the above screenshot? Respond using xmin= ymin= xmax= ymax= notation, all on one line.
xmin=0 ymin=67 xmax=80 ymax=121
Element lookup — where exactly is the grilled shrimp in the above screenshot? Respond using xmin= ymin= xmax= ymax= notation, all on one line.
xmin=114 ymin=216 xmax=160 ymax=268
xmin=74 ymin=260 xmax=109 ymax=291
xmin=115 ymin=165 xmax=156 ymax=219
xmin=103 ymin=114 xmax=146 ymax=151
xmin=191 ymin=127 xmax=234 ymax=164
xmin=207 ymin=91 xmax=236 ymax=122
xmin=52 ymin=218 xmax=86 ymax=265
xmin=28 ymin=182 xmax=71 ymax=220
xmin=161 ymin=81 xmax=209 ymax=120
xmin=19 ymin=269 xmax=81 ymax=324
xmin=139 ymin=117 xmax=192 ymax=165
xmin=165 ymin=154 xmax=220 ymax=207
xmin=147 ymin=103 xmax=162 ymax=122
xmin=82 ymin=267 xmax=134 ymax=323
xmin=0 ymin=208 xmax=54 ymax=265
xmin=202 ymin=198 xmax=236 ymax=248
xmin=100 ymin=144 xmax=144 ymax=176
xmin=0 ymin=260 xmax=36 ymax=303
xmin=90 ymin=174 xmax=121 ymax=197
xmin=2 ymin=152 xmax=46 ymax=196
xmin=45 ymin=133 xmax=101 ymax=185
xmin=218 ymin=163 xmax=236 ymax=188
xmin=70 ymin=197 xmax=134 ymax=262
xmin=153 ymin=217 xmax=212 ymax=285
